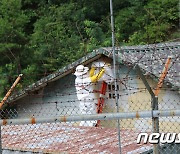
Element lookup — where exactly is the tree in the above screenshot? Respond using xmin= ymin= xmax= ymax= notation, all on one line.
xmin=115 ymin=0 xmax=179 ymax=45
xmin=0 ymin=0 xmax=179 ymax=99
xmin=30 ymin=2 xmax=109 ymax=75
xmin=0 ymin=0 xmax=29 ymax=99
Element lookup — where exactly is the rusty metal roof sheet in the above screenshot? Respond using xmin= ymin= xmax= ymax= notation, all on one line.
xmin=2 ymin=123 xmax=152 ymax=153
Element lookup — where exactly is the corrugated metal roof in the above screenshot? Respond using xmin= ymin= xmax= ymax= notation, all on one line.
xmin=2 ymin=123 xmax=152 ymax=153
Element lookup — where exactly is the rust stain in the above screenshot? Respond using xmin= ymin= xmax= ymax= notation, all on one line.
xmin=31 ymin=117 xmax=36 ymax=124
xmin=136 ymin=112 xmax=140 ymax=119
xmin=2 ymin=119 xmax=7 ymax=125
xmin=60 ymin=116 xmax=67 ymax=122
xmin=170 ymin=111 xmax=175 ymax=116
xmin=1 ymin=123 xmax=152 ymax=153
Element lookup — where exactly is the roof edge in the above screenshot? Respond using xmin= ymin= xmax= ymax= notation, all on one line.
xmin=6 ymin=42 xmax=180 ymax=104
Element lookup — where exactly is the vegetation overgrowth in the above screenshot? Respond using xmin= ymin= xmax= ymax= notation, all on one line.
xmin=0 ymin=0 xmax=179 ymax=99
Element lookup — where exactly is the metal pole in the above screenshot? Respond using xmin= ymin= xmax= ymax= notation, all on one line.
xmin=0 ymin=74 xmax=23 ymax=109
xmin=110 ymin=0 xmax=122 ymax=153
xmin=0 ymin=126 xmax=2 ymax=153
xmin=0 ymin=109 xmax=180 ymax=126
xmin=154 ymin=56 xmax=172 ymax=96
xmin=152 ymin=56 xmax=171 ymax=154
xmin=135 ymin=65 xmax=160 ymax=154
xmin=152 ymin=96 xmax=160 ymax=154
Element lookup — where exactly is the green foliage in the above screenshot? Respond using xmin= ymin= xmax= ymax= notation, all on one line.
xmin=0 ymin=0 xmax=29 ymax=98
xmin=115 ymin=0 xmax=179 ymax=45
xmin=30 ymin=3 xmax=82 ymax=74
xmin=0 ymin=0 xmax=179 ymax=99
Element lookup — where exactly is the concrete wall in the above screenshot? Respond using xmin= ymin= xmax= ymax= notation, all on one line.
xmin=100 ymin=64 xmax=180 ymax=132
xmin=15 ymin=74 xmax=79 ymax=118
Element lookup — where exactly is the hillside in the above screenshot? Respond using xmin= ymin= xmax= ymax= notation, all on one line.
xmin=0 ymin=0 xmax=179 ymax=99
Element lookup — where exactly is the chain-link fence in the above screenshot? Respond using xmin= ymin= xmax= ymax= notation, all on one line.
xmin=0 ymin=42 xmax=179 ymax=154
xmin=0 ymin=109 xmax=179 ymax=153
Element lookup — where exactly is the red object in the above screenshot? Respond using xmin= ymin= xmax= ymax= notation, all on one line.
xmin=95 ymin=81 xmax=107 ymax=127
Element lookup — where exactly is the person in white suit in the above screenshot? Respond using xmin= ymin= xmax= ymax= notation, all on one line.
xmin=74 ymin=64 xmax=104 ymax=126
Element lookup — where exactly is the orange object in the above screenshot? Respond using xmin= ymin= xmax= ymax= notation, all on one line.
xmin=154 ymin=57 xmax=172 ymax=96
xmin=0 ymin=74 xmax=23 ymax=109
xmin=95 ymin=81 xmax=107 ymax=127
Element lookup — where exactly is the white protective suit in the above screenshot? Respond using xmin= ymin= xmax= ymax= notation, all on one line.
xmin=74 ymin=65 xmax=105 ymax=126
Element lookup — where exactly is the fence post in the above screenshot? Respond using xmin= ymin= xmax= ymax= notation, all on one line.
xmin=135 ymin=65 xmax=160 ymax=154
xmin=152 ymin=96 xmax=160 ymax=154
xmin=0 ymin=126 xmax=2 ymax=153
xmin=110 ymin=0 xmax=122 ymax=153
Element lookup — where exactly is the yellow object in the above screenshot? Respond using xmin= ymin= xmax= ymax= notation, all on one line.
xmin=90 ymin=67 xmax=105 ymax=82
xmin=89 ymin=67 xmax=95 ymax=77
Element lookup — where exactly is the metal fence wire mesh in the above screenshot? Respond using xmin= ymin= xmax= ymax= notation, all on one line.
xmin=0 ymin=42 xmax=180 ymax=154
